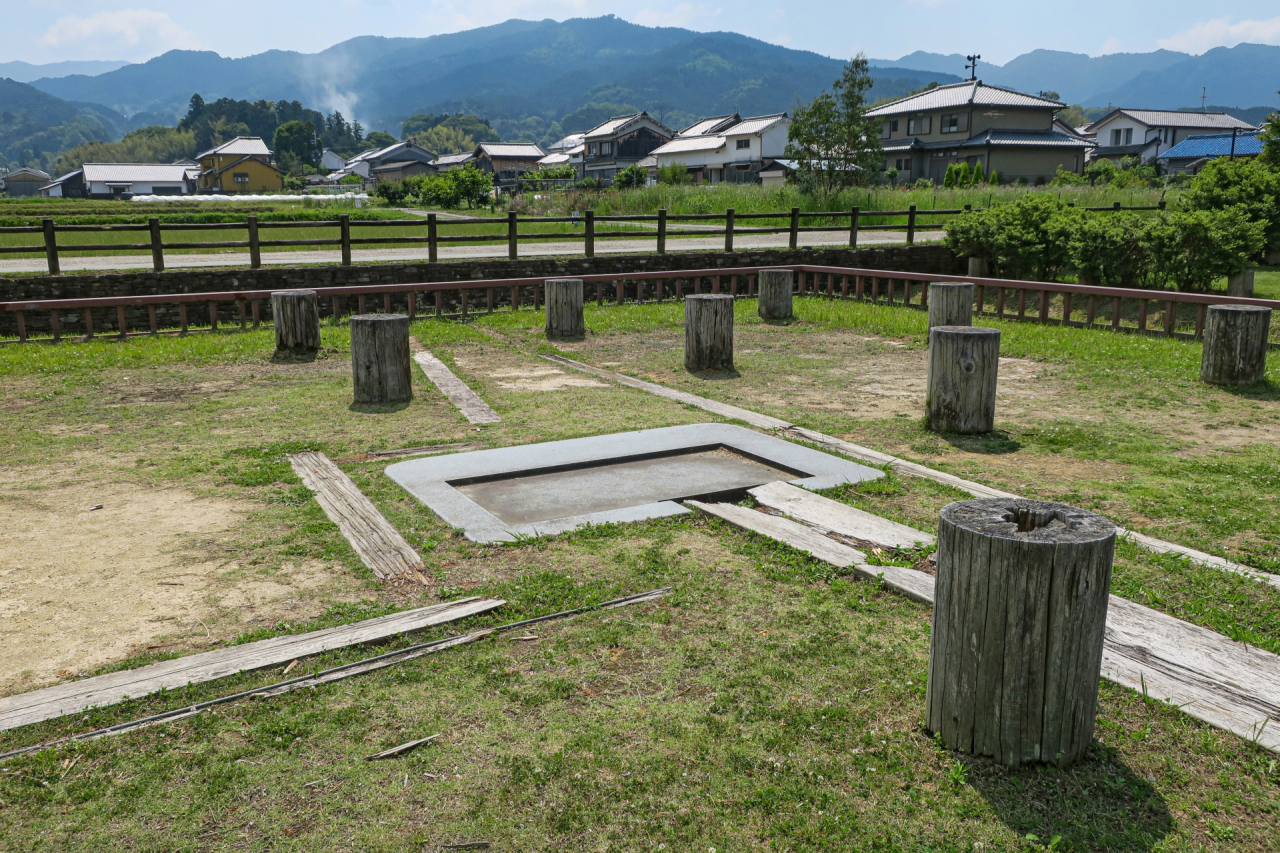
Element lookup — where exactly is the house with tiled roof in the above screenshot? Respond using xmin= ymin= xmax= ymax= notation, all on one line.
xmin=195 ymin=137 xmax=283 ymax=193
xmin=650 ymin=113 xmax=791 ymax=185
xmin=1156 ymin=130 xmax=1264 ymax=174
xmin=867 ymin=81 xmax=1094 ymax=184
xmin=1082 ymin=109 xmax=1254 ymax=165
xmin=473 ymin=142 xmax=546 ymax=184
xmin=581 ymin=112 xmax=675 ymax=184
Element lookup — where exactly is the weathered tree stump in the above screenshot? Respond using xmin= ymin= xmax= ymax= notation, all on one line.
xmin=271 ymin=289 xmax=321 ymax=355
xmin=1227 ymin=269 xmax=1255 ymax=297
xmin=685 ymin=294 xmax=734 ymax=372
xmin=1200 ymin=304 xmax=1270 ymax=386
xmin=967 ymin=257 xmax=987 ymax=278
xmin=544 ymin=278 xmax=585 ymax=340
xmin=927 ymin=498 xmax=1116 ymax=767
xmin=757 ymin=268 xmax=793 ymax=321
xmin=350 ymin=313 xmax=413 ymax=404
xmin=926 ymin=326 xmax=1000 ymax=433
xmin=928 ymin=282 xmax=974 ymax=328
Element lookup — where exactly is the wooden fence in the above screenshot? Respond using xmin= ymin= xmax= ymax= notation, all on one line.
xmin=3 ymin=259 xmax=1273 ymax=347
xmin=0 ymin=202 xmax=1167 ymax=276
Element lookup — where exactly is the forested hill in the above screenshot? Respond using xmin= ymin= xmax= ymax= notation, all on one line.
xmin=0 ymin=78 xmax=128 ymax=174
xmin=27 ymin=16 xmax=961 ymax=147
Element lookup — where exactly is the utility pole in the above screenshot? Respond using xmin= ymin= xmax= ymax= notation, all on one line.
xmin=1201 ymin=87 xmax=1208 ymax=112
xmin=965 ymin=54 xmax=981 ymax=80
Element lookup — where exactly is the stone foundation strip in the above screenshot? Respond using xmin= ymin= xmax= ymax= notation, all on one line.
xmin=0 ymin=597 xmax=504 ymax=733
xmin=413 ymin=351 xmax=502 ymax=424
xmin=688 ymin=487 xmax=1280 ymax=754
xmin=290 ymin=451 xmax=429 ymax=582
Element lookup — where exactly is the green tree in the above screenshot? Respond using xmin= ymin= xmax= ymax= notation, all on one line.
xmin=1184 ymin=157 xmax=1280 ymax=254
xmin=410 ymin=125 xmax=477 ymax=156
xmin=657 ymin=162 xmax=692 ymax=185
xmin=988 ymin=169 xmax=998 ymax=186
xmin=972 ymin=162 xmax=985 ymax=184
xmin=784 ymin=53 xmax=882 ymax=197
xmin=273 ymin=120 xmax=319 ymax=168
xmin=53 ymin=125 xmax=197 ymax=173
xmin=613 ymin=164 xmax=648 ymax=189
xmin=943 ymin=163 xmax=957 ymax=188
xmin=363 ymin=131 xmax=396 ymax=149
xmin=1259 ymin=111 xmax=1280 ymax=168
xmin=956 ymin=162 xmax=970 ymax=187
xmin=1150 ymin=208 xmax=1266 ymax=292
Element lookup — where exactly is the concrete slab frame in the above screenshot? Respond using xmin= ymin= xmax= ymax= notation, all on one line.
xmin=385 ymin=423 xmax=884 ymax=543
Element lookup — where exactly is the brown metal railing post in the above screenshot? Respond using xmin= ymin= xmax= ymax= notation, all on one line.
xmin=1137 ymin=298 xmax=1148 ymax=331
xmin=84 ymin=309 xmax=94 ymax=338
xmin=789 ymin=207 xmax=799 ymax=249
xmin=340 ymin=214 xmax=352 ymax=266
xmin=117 ymin=306 xmax=127 ymax=339
xmin=179 ymin=303 xmax=188 ymax=334
xmin=16 ymin=312 xmax=26 ymax=342
xmin=1111 ymin=297 xmax=1121 ymax=329
xmin=428 ymin=213 xmax=438 ymax=262
xmin=1087 ymin=296 xmax=1097 ymax=326
xmin=1038 ymin=289 xmax=1048 ymax=323
xmin=407 ymin=292 xmax=416 ymax=319
xmin=208 ymin=301 xmax=218 ymax=331
xmin=1195 ymin=304 xmax=1206 ymax=337
xmin=724 ymin=208 xmax=734 ymax=253
xmin=508 ymin=211 xmax=518 ymax=260
xmin=850 ymin=206 xmax=859 ymax=249
xmin=1062 ymin=292 xmax=1072 ymax=325
xmin=383 ymin=293 xmax=391 ymax=313
xmin=1164 ymin=300 xmax=1176 ymax=336
xmin=251 ymin=299 xmax=260 ymax=328
xmin=248 ymin=215 xmax=261 ymax=269
xmin=509 ymin=286 xmax=518 ymax=312
xmin=50 ymin=311 xmax=61 ymax=342
xmin=906 ymin=204 xmax=917 ymax=246
xmin=149 ymin=217 xmax=164 ymax=272
xmin=42 ymin=218 xmax=59 ymax=276
xmin=585 ymin=210 xmax=595 ymax=258
xmin=148 ymin=305 xmax=158 ymax=335
xmin=435 ymin=291 xmax=442 ymax=317
xmin=238 ymin=299 xmax=247 ymax=329
xmin=657 ymin=208 xmax=667 ymax=254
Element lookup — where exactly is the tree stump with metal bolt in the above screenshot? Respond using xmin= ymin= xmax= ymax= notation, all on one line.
xmin=350 ymin=314 xmax=413 ymax=404
xmin=1200 ymin=304 xmax=1270 ymax=386
xmin=544 ymin=278 xmax=585 ymax=340
xmin=928 ymin=282 xmax=974 ymax=328
xmin=927 ymin=497 xmax=1116 ymax=767
xmin=685 ymin=294 xmax=734 ymax=372
xmin=926 ymin=326 xmax=1000 ymax=433
xmin=757 ymin=268 xmax=794 ymax=320
xmin=271 ymin=289 xmax=321 ymax=357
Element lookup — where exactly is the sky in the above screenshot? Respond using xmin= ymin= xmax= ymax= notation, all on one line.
xmin=5 ymin=1 xmax=1280 ymax=66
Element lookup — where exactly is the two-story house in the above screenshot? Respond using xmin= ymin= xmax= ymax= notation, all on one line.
xmin=1081 ymin=109 xmax=1255 ymax=164
xmin=867 ymin=81 xmax=1094 ymax=185
xmin=581 ymin=112 xmax=675 ymax=183
xmin=196 ymin=137 xmax=284 ymax=193
xmin=650 ymin=113 xmax=791 ymax=184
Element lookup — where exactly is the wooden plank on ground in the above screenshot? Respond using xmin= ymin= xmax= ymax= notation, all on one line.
xmin=0 ymin=597 xmax=504 ymax=733
xmin=415 ymin=351 xmax=501 ymax=424
xmin=749 ymin=481 xmax=935 ymax=549
xmin=290 ymin=451 xmax=427 ymax=582
xmin=687 ymin=498 xmax=1280 ymax=753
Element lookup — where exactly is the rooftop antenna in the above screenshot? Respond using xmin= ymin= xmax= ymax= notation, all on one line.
xmin=965 ymin=54 xmax=981 ymax=81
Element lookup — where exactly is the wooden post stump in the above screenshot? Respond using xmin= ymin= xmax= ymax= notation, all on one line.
xmin=1227 ymin=269 xmax=1255 ymax=297
xmin=926 ymin=326 xmax=1000 ymax=433
xmin=757 ymin=268 xmax=793 ymax=320
xmin=685 ymin=294 xmax=734 ymax=372
xmin=544 ymin=278 xmax=585 ymax=340
xmin=350 ymin=314 xmax=413 ymax=404
xmin=927 ymin=497 xmax=1116 ymax=767
xmin=928 ymin=282 xmax=974 ymax=328
xmin=271 ymin=289 xmax=321 ymax=356
xmin=967 ymin=257 xmax=987 ymax=278
xmin=1200 ymin=304 xmax=1270 ymax=386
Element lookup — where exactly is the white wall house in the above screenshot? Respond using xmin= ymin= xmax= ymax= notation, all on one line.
xmin=650 ymin=113 xmax=790 ymax=184
xmin=1083 ymin=109 xmax=1255 ymax=164
xmin=42 ymin=163 xmax=198 ymax=198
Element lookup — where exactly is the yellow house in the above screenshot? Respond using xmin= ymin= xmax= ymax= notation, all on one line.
xmin=197 ymin=137 xmax=284 ymax=193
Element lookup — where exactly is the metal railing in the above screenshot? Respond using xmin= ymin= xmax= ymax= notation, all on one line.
xmin=3 ymin=258 xmax=1272 ymax=346
xmin=1 ymin=202 xmax=1169 ymax=275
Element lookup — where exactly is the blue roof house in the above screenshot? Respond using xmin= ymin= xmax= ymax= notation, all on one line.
xmin=1157 ymin=130 xmax=1264 ymax=174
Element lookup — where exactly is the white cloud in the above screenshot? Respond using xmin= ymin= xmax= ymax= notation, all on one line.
xmin=1098 ymin=37 xmax=1123 ymax=55
xmin=1157 ymin=16 xmax=1280 ymax=54
xmin=40 ymin=8 xmax=199 ymax=57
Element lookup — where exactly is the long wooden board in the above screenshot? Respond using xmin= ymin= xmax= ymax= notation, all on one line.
xmin=415 ymin=351 xmax=501 ymax=424
xmin=0 ymin=597 xmax=504 ymax=733
xmin=750 ymin=481 xmax=935 ymax=549
xmin=687 ymin=498 xmax=1280 ymax=753
xmin=290 ymin=451 xmax=426 ymax=582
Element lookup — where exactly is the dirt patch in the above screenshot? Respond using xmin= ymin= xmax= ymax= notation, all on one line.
xmin=0 ymin=475 xmax=347 ymax=695
xmin=452 ymin=351 xmax=608 ymax=392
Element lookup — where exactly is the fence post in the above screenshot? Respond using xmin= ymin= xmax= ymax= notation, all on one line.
xmin=724 ymin=208 xmax=734 ymax=253
xmin=42 ymin=218 xmax=59 ymax=276
xmin=585 ymin=210 xmax=595 ymax=258
xmin=149 ymin=217 xmax=164 ymax=272
xmin=428 ymin=213 xmax=438 ymax=262
xmin=340 ymin=214 xmax=352 ymax=266
xmin=508 ymin=211 xmax=518 ymax=260
xmin=906 ymin=204 xmax=917 ymax=246
xmin=789 ymin=207 xmax=799 ymax=250
xmin=1113 ymin=202 xmax=1121 ymax=212
xmin=849 ymin=206 xmax=859 ymax=249
xmin=247 ymin=215 xmax=261 ymax=269
xmin=657 ymin=208 xmax=667 ymax=254
xmin=1158 ymin=199 xmax=1167 ymax=212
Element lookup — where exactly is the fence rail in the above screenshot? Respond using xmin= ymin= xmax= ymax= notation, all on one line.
xmin=2 ymin=201 xmax=1169 ymax=275
xmin=3 ymin=258 xmax=1272 ymax=349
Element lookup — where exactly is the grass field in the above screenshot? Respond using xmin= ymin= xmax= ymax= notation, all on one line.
xmin=0 ymin=294 xmax=1276 ymax=851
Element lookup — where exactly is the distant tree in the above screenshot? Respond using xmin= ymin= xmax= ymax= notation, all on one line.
xmin=411 ymin=125 xmax=476 ymax=156
xmin=943 ymin=164 xmax=957 ymax=188
xmin=1259 ymin=110 xmax=1280 ymax=169
xmin=613 ymin=163 xmax=648 ymax=189
xmin=956 ymin=162 xmax=970 ymax=186
xmin=448 ymin=165 xmax=494 ymax=208
xmin=54 ymin=125 xmax=197 ymax=173
xmin=988 ymin=169 xmax=998 ymax=186
xmin=883 ymin=166 xmax=899 ymax=185
xmin=1037 ymin=90 xmax=1061 ymax=101
xmin=656 ymin=162 xmax=693 ymax=185
xmin=784 ymin=53 xmax=882 ymax=197
xmin=364 ymin=131 xmax=396 ymax=149
xmin=273 ymin=120 xmax=319 ymax=168
xmin=972 ymin=162 xmax=985 ymax=184
xmin=1184 ymin=157 xmax=1280 ymax=256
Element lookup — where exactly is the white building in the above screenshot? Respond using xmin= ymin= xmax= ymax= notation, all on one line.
xmin=41 ymin=163 xmax=198 ymax=198
xmin=1082 ymin=109 xmax=1255 ymax=164
xmin=650 ymin=113 xmax=790 ymax=185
